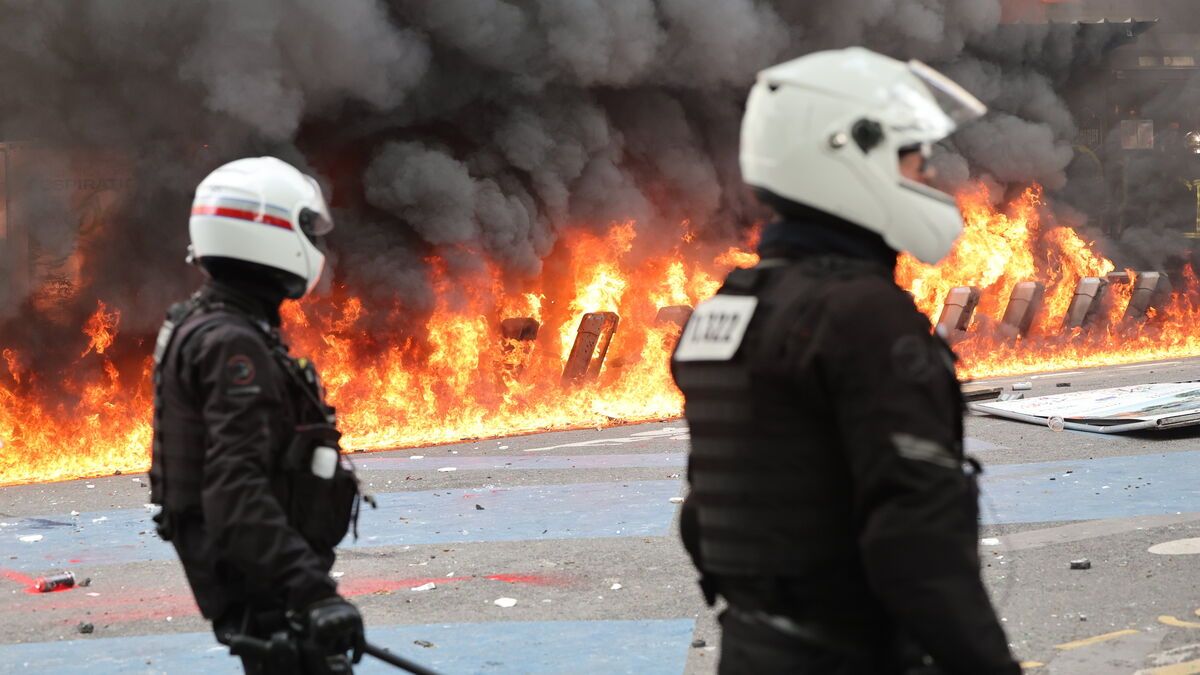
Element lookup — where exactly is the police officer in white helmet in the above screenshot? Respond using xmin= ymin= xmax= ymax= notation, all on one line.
xmin=673 ymin=48 xmax=1020 ymax=674
xmin=151 ymin=157 xmax=366 ymax=673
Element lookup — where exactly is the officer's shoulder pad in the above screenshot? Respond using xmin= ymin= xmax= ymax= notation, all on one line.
xmin=194 ymin=317 xmax=271 ymax=353
xmin=822 ymin=277 xmax=926 ymax=331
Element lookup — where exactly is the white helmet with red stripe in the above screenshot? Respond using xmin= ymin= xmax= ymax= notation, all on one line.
xmin=189 ymin=156 xmax=334 ymax=299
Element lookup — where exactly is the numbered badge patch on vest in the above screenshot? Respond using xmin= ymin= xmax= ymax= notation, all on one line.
xmin=673 ymin=295 xmax=759 ymax=362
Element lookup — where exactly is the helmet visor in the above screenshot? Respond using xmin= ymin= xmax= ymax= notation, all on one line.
xmin=301 ymin=175 xmax=335 ymax=237
xmin=300 ymin=207 xmax=334 ymax=237
xmin=908 ymin=60 xmax=987 ymax=126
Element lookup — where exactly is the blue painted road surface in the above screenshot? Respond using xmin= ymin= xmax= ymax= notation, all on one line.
xmin=980 ymin=450 xmax=1200 ymax=524
xmin=0 ymin=480 xmax=682 ymax=572
xmin=353 ymin=452 xmax=686 ymax=472
xmin=0 ymin=619 xmax=696 ymax=675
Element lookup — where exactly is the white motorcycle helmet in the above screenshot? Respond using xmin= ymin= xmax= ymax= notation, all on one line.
xmin=740 ymin=47 xmax=987 ymax=264
xmin=189 ymin=156 xmax=334 ymax=299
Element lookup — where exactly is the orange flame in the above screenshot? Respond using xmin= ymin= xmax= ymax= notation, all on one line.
xmin=80 ymin=301 xmax=121 ymax=358
xmin=6 ymin=183 xmax=1200 ymax=486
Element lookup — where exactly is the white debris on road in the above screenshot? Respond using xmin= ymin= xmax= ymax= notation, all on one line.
xmin=493 ymin=597 xmax=517 ymax=608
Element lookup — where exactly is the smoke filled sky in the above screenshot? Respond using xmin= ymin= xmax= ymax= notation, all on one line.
xmin=0 ymin=0 xmax=1137 ymax=333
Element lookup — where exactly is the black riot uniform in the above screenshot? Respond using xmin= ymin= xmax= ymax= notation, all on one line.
xmin=672 ymin=216 xmax=1020 ymax=675
xmin=151 ymin=279 xmax=364 ymax=674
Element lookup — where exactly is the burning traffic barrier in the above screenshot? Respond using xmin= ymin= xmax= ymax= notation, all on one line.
xmin=999 ymin=281 xmax=1045 ymax=340
xmin=500 ymin=318 xmax=540 ymax=341
xmin=655 ymin=305 xmax=693 ymax=328
xmin=1062 ymin=276 xmax=1109 ymax=332
xmin=935 ymin=287 xmax=981 ymax=343
xmin=562 ymin=312 xmax=620 ymax=384
xmin=1123 ymin=271 xmax=1172 ymax=324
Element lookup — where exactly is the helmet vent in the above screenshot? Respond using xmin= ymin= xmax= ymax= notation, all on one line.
xmin=851 ymin=119 xmax=884 ymax=154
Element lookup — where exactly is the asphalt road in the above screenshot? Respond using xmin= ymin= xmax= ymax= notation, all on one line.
xmin=3 ymin=357 xmax=1200 ymax=673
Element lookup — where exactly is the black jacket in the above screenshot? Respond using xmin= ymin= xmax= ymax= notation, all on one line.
xmin=673 ymin=217 xmax=1019 ymax=675
xmin=151 ymin=281 xmax=337 ymax=620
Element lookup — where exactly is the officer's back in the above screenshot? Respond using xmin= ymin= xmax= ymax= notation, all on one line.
xmin=672 ymin=48 xmax=1020 ymax=675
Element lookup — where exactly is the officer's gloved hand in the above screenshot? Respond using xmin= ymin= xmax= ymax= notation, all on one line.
xmin=294 ymin=596 xmax=365 ymax=672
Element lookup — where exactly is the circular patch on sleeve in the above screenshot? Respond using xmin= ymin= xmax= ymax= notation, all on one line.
xmin=226 ymin=355 xmax=256 ymax=386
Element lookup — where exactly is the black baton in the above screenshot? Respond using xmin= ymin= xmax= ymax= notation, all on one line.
xmin=364 ymin=641 xmax=442 ymax=675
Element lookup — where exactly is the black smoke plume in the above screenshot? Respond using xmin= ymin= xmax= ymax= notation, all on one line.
xmin=0 ymin=0 xmax=1152 ymax=361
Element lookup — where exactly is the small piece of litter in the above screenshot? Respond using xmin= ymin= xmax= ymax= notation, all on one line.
xmin=475 ymin=504 xmax=485 ymax=511
xmin=1069 ymin=559 xmax=1091 ymax=570
xmin=494 ymin=597 xmax=517 ymax=608
xmin=330 ymin=572 xmax=345 ymax=579
xmin=91 ymin=517 xmax=108 ymax=524
xmin=610 ymin=583 xmax=622 ymax=591
xmin=85 ymin=485 xmax=95 ymax=489
xmin=1012 ymin=382 xmax=1033 ymax=391
xmin=77 ymin=623 xmax=94 ymax=634
xmin=18 ymin=535 xmax=42 ymax=543
xmin=86 ymin=592 xmax=100 ymax=597
xmin=414 ymin=640 xmax=435 ymax=648
xmin=981 ymin=538 xmax=1001 ymax=546
xmin=669 ymin=497 xmax=684 ymax=504
xmin=70 ymin=511 xmax=80 ymax=517
xmin=410 ymin=455 xmax=425 ymax=460
xmin=499 ymin=446 xmax=510 ymax=450
xmin=1056 ymin=382 xmax=1072 ymax=388
xmin=79 ymin=578 xmax=92 ymax=587
xmin=691 ymin=639 xmax=707 ymax=649
xmin=437 ymin=467 xmax=457 ymax=472
xmin=411 ymin=583 xmax=436 ymax=592
xmin=166 ymin=616 xmax=173 ymax=622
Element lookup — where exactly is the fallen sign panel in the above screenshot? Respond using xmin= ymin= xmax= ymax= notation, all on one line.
xmin=970 ymin=382 xmax=1200 ymax=433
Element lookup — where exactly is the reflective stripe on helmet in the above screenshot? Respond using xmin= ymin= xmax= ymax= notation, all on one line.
xmin=193 ymin=192 xmax=296 ymax=230
xmin=191 ymin=203 xmax=293 ymax=230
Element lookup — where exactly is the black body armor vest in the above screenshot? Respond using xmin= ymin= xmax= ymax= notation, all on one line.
xmin=672 ymin=256 xmax=964 ymax=614
xmin=149 ymin=295 xmax=362 ymax=551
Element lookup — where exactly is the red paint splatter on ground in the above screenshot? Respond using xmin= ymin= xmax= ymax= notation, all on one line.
xmin=4 ymin=570 xmax=576 ymax=626
xmin=338 ymin=576 xmax=472 ymax=596
xmin=0 ymin=564 xmax=37 ymax=586
xmin=484 ymin=573 xmax=570 ymax=587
